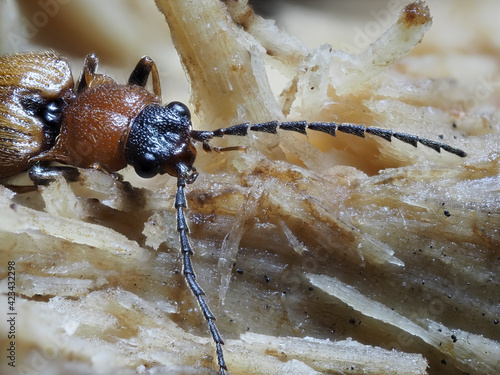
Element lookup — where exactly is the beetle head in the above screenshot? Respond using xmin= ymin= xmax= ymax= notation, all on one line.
xmin=125 ymin=102 xmax=197 ymax=182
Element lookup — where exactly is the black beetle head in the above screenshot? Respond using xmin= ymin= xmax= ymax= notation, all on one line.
xmin=125 ymin=101 xmax=197 ymax=181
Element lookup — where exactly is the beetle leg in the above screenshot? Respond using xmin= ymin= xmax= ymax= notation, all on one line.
xmin=76 ymin=54 xmax=99 ymax=94
xmin=127 ymin=56 xmax=161 ymax=99
xmin=28 ymin=163 xmax=80 ymax=185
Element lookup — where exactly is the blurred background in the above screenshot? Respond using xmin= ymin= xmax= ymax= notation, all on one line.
xmin=3 ymin=0 xmax=499 ymax=110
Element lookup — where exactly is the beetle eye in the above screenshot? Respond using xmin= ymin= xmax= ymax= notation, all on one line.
xmin=134 ymin=152 xmax=160 ymax=178
xmin=166 ymin=101 xmax=191 ymax=119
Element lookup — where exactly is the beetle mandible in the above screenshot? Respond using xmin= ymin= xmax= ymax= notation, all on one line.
xmin=0 ymin=51 xmax=467 ymax=375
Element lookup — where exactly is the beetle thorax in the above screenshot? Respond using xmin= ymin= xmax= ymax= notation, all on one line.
xmin=38 ymin=82 xmax=159 ymax=172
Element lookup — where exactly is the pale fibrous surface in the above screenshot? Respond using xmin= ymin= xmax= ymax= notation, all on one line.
xmin=0 ymin=1 xmax=499 ymax=375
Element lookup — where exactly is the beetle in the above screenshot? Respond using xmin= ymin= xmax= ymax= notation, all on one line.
xmin=0 ymin=51 xmax=467 ymax=375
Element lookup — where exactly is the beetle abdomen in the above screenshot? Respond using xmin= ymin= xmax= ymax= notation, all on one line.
xmin=0 ymin=52 xmax=74 ymax=178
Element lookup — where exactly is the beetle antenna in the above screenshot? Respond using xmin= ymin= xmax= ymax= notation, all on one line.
xmin=191 ymin=120 xmax=467 ymax=157
xmin=175 ymin=177 xmax=227 ymax=375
